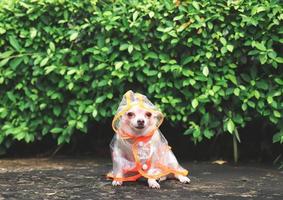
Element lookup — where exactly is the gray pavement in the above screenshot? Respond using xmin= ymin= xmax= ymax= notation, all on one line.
xmin=0 ymin=158 xmax=282 ymax=200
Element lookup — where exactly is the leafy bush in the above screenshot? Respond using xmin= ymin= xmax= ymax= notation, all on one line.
xmin=0 ymin=0 xmax=282 ymax=153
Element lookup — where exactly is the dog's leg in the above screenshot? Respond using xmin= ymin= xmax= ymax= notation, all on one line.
xmin=111 ymin=163 xmax=123 ymax=186
xmin=158 ymin=176 xmax=167 ymax=182
xmin=111 ymin=144 xmax=124 ymax=186
xmin=163 ymin=150 xmax=190 ymax=184
xmin=111 ymin=159 xmax=123 ymax=186
xmin=148 ymin=179 xmax=160 ymax=189
xmin=112 ymin=178 xmax=123 ymax=186
xmin=112 ymin=170 xmax=123 ymax=186
xmin=175 ymin=174 xmax=191 ymax=183
xmin=147 ymin=168 xmax=161 ymax=188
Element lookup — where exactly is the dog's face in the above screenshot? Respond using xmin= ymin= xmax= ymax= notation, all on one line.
xmin=120 ymin=105 xmax=157 ymax=136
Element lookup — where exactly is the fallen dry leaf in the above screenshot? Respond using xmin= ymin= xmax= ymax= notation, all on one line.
xmin=212 ymin=160 xmax=227 ymax=165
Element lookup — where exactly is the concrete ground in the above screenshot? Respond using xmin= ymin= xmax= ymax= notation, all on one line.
xmin=0 ymin=158 xmax=282 ymax=200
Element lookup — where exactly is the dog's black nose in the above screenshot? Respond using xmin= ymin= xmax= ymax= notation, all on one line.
xmin=137 ymin=119 xmax=145 ymax=126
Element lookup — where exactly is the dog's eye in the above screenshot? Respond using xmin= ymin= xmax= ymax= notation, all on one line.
xmin=127 ymin=112 xmax=134 ymax=117
xmin=145 ymin=112 xmax=152 ymax=117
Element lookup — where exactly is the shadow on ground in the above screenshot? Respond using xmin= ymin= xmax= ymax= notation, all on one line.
xmin=0 ymin=158 xmax=282 ymax=200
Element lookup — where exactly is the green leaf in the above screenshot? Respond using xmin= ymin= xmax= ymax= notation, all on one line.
xmin=53 ymin=106 xmax=61 ymax=117
xmin=183 ymin=128 xmax=194 ymax=135
xmin=0 ymin=27 xmax=6 ymax=34
xmin=133 ymin=11 xmax=139 ymax=21
xmin=149 ymin=11 xmax=154 ymax=18
xmin=0 ymin=58 xmax=10 ymax=67
xmin=193 ymin=129 xmax=201 ymax=138
xmin=192 ymin=1 xmax=200 ymax=10
xmin=275 ymin=57 xmax=283 ymax=63
xmin=233 ymin=114 xmax=243 ymax=124
xmin=76 ymin=121 xmax=84 ymax=129
xmin=255 ymin=42 xmax=266 ymax=51
xmin=70 ymin=31 xmax=79 ymax=41
xmin=128 ymin=44 xmax=134 ymax=54
xmin=226 ymin=74 xmax=238 ymax=85
xmin=190 ymin=79 xmax=196 ymax=85
xmin=49 ymin=42 xmax=55 ymax=51
xmin=252 ymin=6 xmax=266 ymax=15
xmin=226 ymin=44 xmax=234 ymax=52
xmin=205 ymin=52 xmax=212 ymax=59
xmin=0 ymin=51 xmax=14 ymax=59
xmin=221 ymin=46 xmax=227 ymax=54
xmin=107 ymin=93 xmax=113 ymax=99
xmin=114 ymin=61 xmax=123 ymax=69
xmin=0 ymin=108 xmax=8 ymax=118
xmin=9 ymin=35 xmax=21 ymax=51
xmin=30 ymin=27 xmax=37 ymax=39
xmin=268 ymin=51 xmax=277 ymax=59
xmin=146 ymin=52 xmax=158 ymax=59
xmin=274 ymin=78 xmax=283 ymax=85
xmin=67 ymin=82 xmax=74 ymax=90
xmin=95 ymin=96 xmax=105 ymax=104
xmin=44 ymin=65 xmax=57 ymax=74
xmin=1 ymin=78 xmax=7 ymax=85
xmin=254 ymin=90 xmax=260 ymax=99
xmin=58 ymin=135 xmax=66 ymax=144
xmin=7 ymin=91 xmax=16 ymax=102
xmin=247 ymin=101 xmax=255 ymax=108
xmin=163 ymin=27 xmax=173 ymax=33
xmin=14 ymin=132 xmax=26 ymax=141
xmin=40 ymin=57 xmax=49 ymax=67
xmin=241 ymin=74 xmax=250 ymax=82
xmin=204 ymin=129 xmax=213 ymax=139
xmin=202 ymin=66 xmax=209 ymax=77
xmin=227 ymin=119 xmax=235 ymax=134
xmin=272 ymin=131 xmax=283 ymax=143
xmin=103 ymin=11 xmax=112 ymax=17
xmin=181 ymin=56 xmax=193 ymax=65
xmin=24 ymin=134 xmax=34 ymax=143
xmin=9 ymin=57 xmax=23 ymax=69
xmin=248 ymin=49 xmax=259 ymax=56
xmin=119 ymin=43 xmax=129 ymax=51
xmin=51 ymin=127 xmax=63 ymax=134
xmin=267 ymin=96 xmax=273 ymax=104
xmin=273 ymin=110 xmax=281 ymax=118
xmin=234 ymin=88 xmax=240 ymax=96
xmin=256 ymin=81 xmax=268 ymax=90
xmin=192 ymin=99 xmax=199 ymax=109
xmin=220 ymin=37 xmax=227 ymax=45
xmin=0 ymin=134 xmax=4 ymax=144
xmin=259 ymin=54 xmax=267 ymax=64
xmin=92 ymin=109 xmax=98 ymax=118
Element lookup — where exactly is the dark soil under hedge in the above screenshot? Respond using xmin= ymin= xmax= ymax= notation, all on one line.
xmin=4 ymin=119 xmax=283 ymax=163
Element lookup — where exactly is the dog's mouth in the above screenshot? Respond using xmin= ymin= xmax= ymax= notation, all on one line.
xmin=135 ymin=125 xmax=145 ymax=129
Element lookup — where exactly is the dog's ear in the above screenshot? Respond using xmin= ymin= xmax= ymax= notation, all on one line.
xmin=116 ymin=90 xmax=135 ymax=113
xmin=153 ymin=111 xmax=163 ymax=127
xmin=125 ymin=90 xmax=135 ymax=101
xmin=125 ymin=90 xmax=134 ymax=97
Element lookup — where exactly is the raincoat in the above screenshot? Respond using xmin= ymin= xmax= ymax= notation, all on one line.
xmin=107 ymin=90 xmax=188 ymax=182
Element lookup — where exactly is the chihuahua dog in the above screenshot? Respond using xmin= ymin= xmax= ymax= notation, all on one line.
xmin=110 ymin=100 xmax=190 ymax=188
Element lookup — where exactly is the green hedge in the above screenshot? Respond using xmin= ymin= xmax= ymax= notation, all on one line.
xmin=0 ymin=0 xmax=282 ymax=152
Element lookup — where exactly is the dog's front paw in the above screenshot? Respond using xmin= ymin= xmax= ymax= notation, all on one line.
xmin=112 ymin=180 xmax=123 ymax=186
xmin=148 ymin=179 xmax=160 ymax=189
xmin=176 ymin=175 xmax=191 ymax=184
